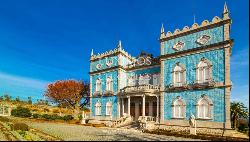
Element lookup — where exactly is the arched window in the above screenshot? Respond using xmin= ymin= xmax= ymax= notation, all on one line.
xmin=172 ymin=98 xmax=186 ymax=118
xmin=128 ymin=76 xmax=135 ymax=86
xmin=95 ymin=102 xmax=101 ymax=116
xmin=144 ymin=74 xmax=151 ymax=85
xmin=106 ymin=77 xmax=113 ymax=91
xmin=197 ymin=96 xmax=213 ymax=119
xmin=106 ymin=102 xmax=112 ymax=116
xmin=138 ymin=75 xmax=144 ymax=85
xmin=96 ymin=78 xmax=102 ymax=92
xmin=197 ymin=59 xmax=212 ymax=83
xmin=173 ymin=64 xmax=186 ymax=87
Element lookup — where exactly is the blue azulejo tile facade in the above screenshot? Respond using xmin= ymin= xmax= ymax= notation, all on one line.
xmin=88 ymin=4 xmax=233 ymax=129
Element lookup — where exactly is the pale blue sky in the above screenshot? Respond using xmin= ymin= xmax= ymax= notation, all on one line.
xmin=0 ymin=0 xmax=249 ymax=106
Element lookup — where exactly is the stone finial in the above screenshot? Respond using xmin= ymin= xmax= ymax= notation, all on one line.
xmin=161 ymin=23 xmax=165 ymax=33
xmin=117 ymin=40 xmax=122 ymax=50
xmin=91 ymin=49 xmax=94 ymax=56
xmin=223 ymin=2 xmax=230 ymax=19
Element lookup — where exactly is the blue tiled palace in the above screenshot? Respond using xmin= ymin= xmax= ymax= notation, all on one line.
xmin=89 ymin=4 xmax=233 ymax=129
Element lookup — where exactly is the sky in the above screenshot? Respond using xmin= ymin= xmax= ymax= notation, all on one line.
xmin=0 ymin=0 xmax=249 ymax=106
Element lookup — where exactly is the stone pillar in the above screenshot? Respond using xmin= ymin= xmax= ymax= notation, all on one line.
xmin=117 ymin=98 xmax=120 ymax=118
xmin=149 ymin=101 xmax=153 ymax=116
xmin=142 ymin=95 xmax=145 ymax=117
xmin=157 ymin=96 xmax=159 ymax=122
xmin=127 ymin=96 xmax=130 ymax=116
xmin=121 ymin=98 xmax=124 ymax=117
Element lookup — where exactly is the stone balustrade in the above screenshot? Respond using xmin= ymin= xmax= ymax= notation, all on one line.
xmin=120 ymin=84 xmax=160 ymax=94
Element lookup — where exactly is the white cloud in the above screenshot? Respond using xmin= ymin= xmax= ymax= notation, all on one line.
xmin=0 ymin=71 xmax=50 ymax=89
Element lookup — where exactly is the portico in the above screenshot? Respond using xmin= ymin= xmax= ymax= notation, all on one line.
xmin=118 ymin=84 xmax=160 ymax=122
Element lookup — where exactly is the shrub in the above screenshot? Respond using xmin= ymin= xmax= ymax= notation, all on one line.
xmin=78 ymin=115 xmax=83 ymax=121
xmin=11 ymin=123 xmax=29 ymax=131
xmin=32 ymin=113 xmax=41 ymax=119
xmin=0 ymin=116 xmax=10 ymax=122
xmin=62 ymin=115 xmax=74 ymax=121
xmin=11 ymin=107 xmax=32 ymax=118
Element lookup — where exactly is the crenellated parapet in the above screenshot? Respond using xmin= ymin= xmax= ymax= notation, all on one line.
xmin=90 ymin=40 xmax=136 ymax=62
xmin=160 ymin=3 xmax=231 ymax=42
xmin=160 ymin=16 xmax=231 ymax=42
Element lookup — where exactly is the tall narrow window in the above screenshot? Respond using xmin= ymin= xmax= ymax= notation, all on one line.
xmin=96 ymin=78 xmax=102 ymax=92
xmin=138 ymin=75 xmax=144 ymax=85
xmin=197 ymin=97 xmax=213 ymax=119
xmin=173 ymin=98 xmax=186 ymax=118
xmin=106 ymin=102 xmax=112 ymax=116
xmin=153 ymin=74 xmax=160 ymax=86
xmin=95 ymin=102 xmax=101 ymax=116
xmin=128 ymin=76 xmax=135 ymax=86
xmin=197 ymin=60 xmax=212 ymax=83
xmin=144 ymin=74 xmax=151 ymax=85
xmin=106 ymin=77 xmax=113 ymax=91
xmin=173 ymin=64 xmax=185 ymax=87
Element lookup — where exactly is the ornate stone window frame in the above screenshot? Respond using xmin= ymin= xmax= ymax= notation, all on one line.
xmin=106 ymin=58 xmax=113 ymax=67
xmin=173 ymin=41 xmax=185 ymax=51
xmin=95 ymin=101 xmax=102 ymax=116
xmin=106 ymin=101 xmax=112 ymax=116
xmin=196 ymin=95 xmax=213 ymax=120
xmin=96 ymin=64 xmax=102 ymax=70
xmin=106 ymin=76 xmax=113 ymax=92
xmin=95 ymin=78 xmax=102 ymax=93
xmin=196 ymin=58 xmax=213 ymax=84
xmin=171 ymin=96 xmax=186 ymax=119
xmin=172 ymin=62 xmax=186 ymax=87
xmin=196 ymin=34 xmax=212 ymax=45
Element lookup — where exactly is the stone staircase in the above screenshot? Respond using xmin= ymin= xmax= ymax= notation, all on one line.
xmin=111 ymin=115 xmax=133 ymax=128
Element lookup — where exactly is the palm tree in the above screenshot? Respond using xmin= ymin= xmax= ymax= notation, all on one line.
xmin=230 ymin=102 xmax=249 ymax=129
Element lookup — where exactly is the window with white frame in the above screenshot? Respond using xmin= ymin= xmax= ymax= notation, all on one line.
xmin=173 ymin=64 xmax=185 ymax=87
xmin=128 ymin=76 xmax=135 ymax=86
xmin=96 ymin=78 xmax=102 ymax=92
xmin=106 ymin=102 xmax=112 ymax=116
xmin=95 ymin=102 xmax=101 ymax=116
xmin=144 ymin=74 xmax=151 ymax=85
xmin=197 ymin=97 xmax=212 ymax=119
xmin=106 ymin=77 xmax=113 ymax=91
xmin=173 ymin=98 xmax=186 ymax=118
xmin=197 ymin=60 xmax=212 ymax=83
xmin=153 ymin=74 xmax=160 ymax=86
xmin=138 ymin=75 xmax=144 ymax=85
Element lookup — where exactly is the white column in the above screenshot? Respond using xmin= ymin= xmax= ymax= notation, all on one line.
xmin=128 ymin=96 xmax=130 ymax=116
xmin=156 ymin=95 xmax=159 ymax=122
xmin=121 ymin=98 xmax=124 ymax=116
xmin=149 ymin=101 xmax=153 ymax=116
xmin=142 ymin=95 xmax=145 ymax=116
xmin=117 ymin=98 xmax=120 ymax=118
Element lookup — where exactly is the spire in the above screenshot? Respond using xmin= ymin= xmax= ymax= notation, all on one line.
xmin=91 ymin=49 xmax=94 ymax=56
xmin=160 ymin=23 xmax=165 ymax=39
xmin=223 ymin=1 xmax=230 ymax=19
xmin=117 ymin=40 xmax=122 ymax=50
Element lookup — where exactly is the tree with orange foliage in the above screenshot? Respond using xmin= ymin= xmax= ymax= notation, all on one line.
xmin=44 ymin=80 xmax=90 ymax=115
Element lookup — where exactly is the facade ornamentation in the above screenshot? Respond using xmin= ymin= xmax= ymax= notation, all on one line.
xmin=89 ymin=3 xmax=232 ymax=129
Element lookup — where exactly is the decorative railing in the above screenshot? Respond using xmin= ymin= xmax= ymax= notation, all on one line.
xmin=165 ymin=80 xmax=216 ymax=92
xmin=192 ymin=79 xmax=216 ymax=89
xmin=111 ymin=115 xmax=133 ymax=127
xmin=138 ymin=116 xmax=156 ymax=122
xmin=102 ymin=91 xmax=115 ymax=96
xmin=120 ymin=84 xmax=160 ymax=94
xmin=93 ymin=91 xmax=102 ymax=97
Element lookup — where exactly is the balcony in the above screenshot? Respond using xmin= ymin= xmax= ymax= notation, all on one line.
xmin=120 ymin=84 xmax=160 ymax=94
xmin=93 ymin=91 xmax=102 ymax=97
xmin=165 ymin=83 xmax=189 ymax=92
xmin=102 ymin=90 xmax=115 ymax=96
xmin=192 ymin=79 xmax=216 ymax=89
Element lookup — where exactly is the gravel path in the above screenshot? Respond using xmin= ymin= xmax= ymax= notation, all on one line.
xmin=25 ymin=121 xmax=203 ymax=141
